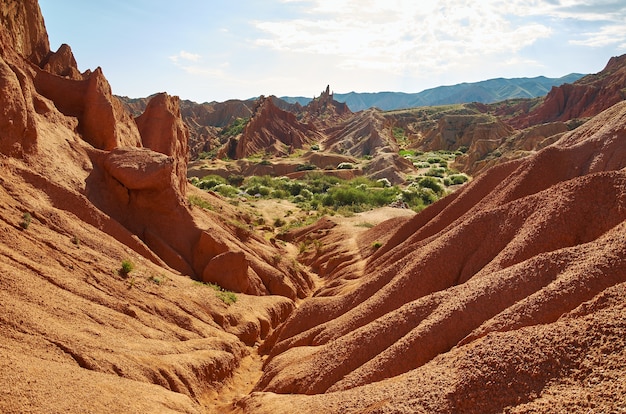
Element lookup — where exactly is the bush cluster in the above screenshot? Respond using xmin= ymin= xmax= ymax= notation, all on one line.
xmin=193 ymin=171 xmax=455 ymax=213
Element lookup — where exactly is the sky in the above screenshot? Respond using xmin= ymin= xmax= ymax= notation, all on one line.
xmin=38 ymin=0 xmax=626 ymax=103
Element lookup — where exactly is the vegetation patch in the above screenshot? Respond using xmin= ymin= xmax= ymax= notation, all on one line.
xmin=120 ymin=259 xmax=134 ymax=277
xmin=20 ymin=212 xmax=31 ymax=230
xmin=189 ymin=194 xmax=213 ymax=210
xmin=221 ymin=117 xmax=249 ymax=137
xmin=195 ymin=281 xmax=238 ymax=305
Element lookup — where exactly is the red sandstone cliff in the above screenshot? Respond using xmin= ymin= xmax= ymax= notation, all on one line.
xmin=509 ymin=54 xmax=626 ymax=128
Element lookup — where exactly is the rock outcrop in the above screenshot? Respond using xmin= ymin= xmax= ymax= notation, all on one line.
xmin=509 ymin=54 xmax=626 ymax=128
xmin=303 ymin=85 xmax=351 ymax=124
xmin=0 ymin=0 xmax=49 ymax=64
xmin=233 ymin=96 xmax=320 ymax=159
xmin=135 ymin=92 xmax=190 ymax=194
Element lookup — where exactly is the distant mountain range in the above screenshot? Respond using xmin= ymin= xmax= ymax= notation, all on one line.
xmin=281 ymin=74 xmax=586 ymax=111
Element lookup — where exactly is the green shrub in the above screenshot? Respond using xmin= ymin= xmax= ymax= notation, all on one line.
xmin=213 ymin=184 xmax=239 ymax=198
xmin=273 ymin=217 xmax=286 ymax=227
xmin=196 ymin=175 xmax=226 ymax=190
xmin=20 ymin=212 xmax=31 ymax=229
xmin=221 ymin=117 xmax=249 ymax=137
xmin=448 ymin=174 xmax=469 ymax=185
xmin=392 ymin=126 xmax=406 ymax=142
xmin=296 ymin=163 xmax=317 ymax=172
xmin=418 ymin=176 xmax=444 ymax=193
xmin=227 ymin=174 xmax=245 ymax=186
xmin=120 ymin=259 xmax=134 ymax=276
xmin=198 ymin=148 xmax=218 ymax=160
xmin=311 ymin=144 xmax=320 ymax=151
xmin=245 ymin=185 xmax=271 ymax=197
xmin=270 ymin=189 xmax=289 ymax=199
xmin=337 ymin=162 xmax=354 ymax=170
xmin=372 ymin=241 xmax=383 ymax=249
xmin=424 ymin=167 xmax=446 ymax=178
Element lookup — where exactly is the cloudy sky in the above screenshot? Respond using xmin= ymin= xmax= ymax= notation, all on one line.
xmin=39 ymin=0 xmax=626 ymax=103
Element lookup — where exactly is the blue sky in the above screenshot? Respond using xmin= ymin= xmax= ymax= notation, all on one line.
xmin=39 ymin=0 xmax=626 ymax=103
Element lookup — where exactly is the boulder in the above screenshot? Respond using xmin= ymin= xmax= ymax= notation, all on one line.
xmin=202 ymin=251 xmax=250 ymax=293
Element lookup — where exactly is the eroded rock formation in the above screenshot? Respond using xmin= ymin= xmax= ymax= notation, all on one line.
xmin=233 ymin=96 xmax=320 ymax=159
xmin=242 ymin=100 xmax=626 ymax=413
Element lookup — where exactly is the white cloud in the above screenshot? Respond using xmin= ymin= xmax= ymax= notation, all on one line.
xmin=168 ymin=50 xmax=202 ymax=64
xmin=251 ymin=0 xmax=626 ymax=87
xmin=254 ymin=0 xmax=553 ymax=77
xmin=570 ymin=23 xmax=626 ymax=47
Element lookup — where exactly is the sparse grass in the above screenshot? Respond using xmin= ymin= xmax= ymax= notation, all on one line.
xmin=20 ymin=212 xmax=31 ymax=229
xmin=355 ymin=222 xmax=375 ymax=228
xmin=189 ymin=194 xmax=213 ymax=210
xmin=120 ymin=259 xmax=134 ymax=277
xmin=194 ymin=281 xmax=238 ymax=305
xmin=271 ymin=253 xmax=282 ymax=265
xmin=149 ymin=274 xmax=168 ymax=286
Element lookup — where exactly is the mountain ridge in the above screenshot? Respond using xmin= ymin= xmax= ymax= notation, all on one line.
xmin=280 ymin=74 xmax=585 ymax=111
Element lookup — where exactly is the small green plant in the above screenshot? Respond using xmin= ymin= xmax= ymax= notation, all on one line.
xmin=337 ymin=162 xmax=354 ymax=170
xmin=120 ymin=259 xmax=134 ymax=277
xmin=372 ymin=241 xmax=383 ymax=249
xmin=20 ymin=212 xmax=31 ymax=229
xmin=195 ymin=281 xmax=238 ymax=305
xmin=217 ymin=290 xmax=238 ymax=305
xmin=312 ymin=239 xmax=324 ymax=254
xmin=298 ymin=239 xmax=313 ymax=254
xmin=188 ymin=195 xmax=213 ymax=210
xmin=149 ymin=274 xmax=167 ymax=286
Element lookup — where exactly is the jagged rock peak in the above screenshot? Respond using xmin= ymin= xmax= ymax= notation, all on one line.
xmin=306 ymin=85 xmax=351 ymax=117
